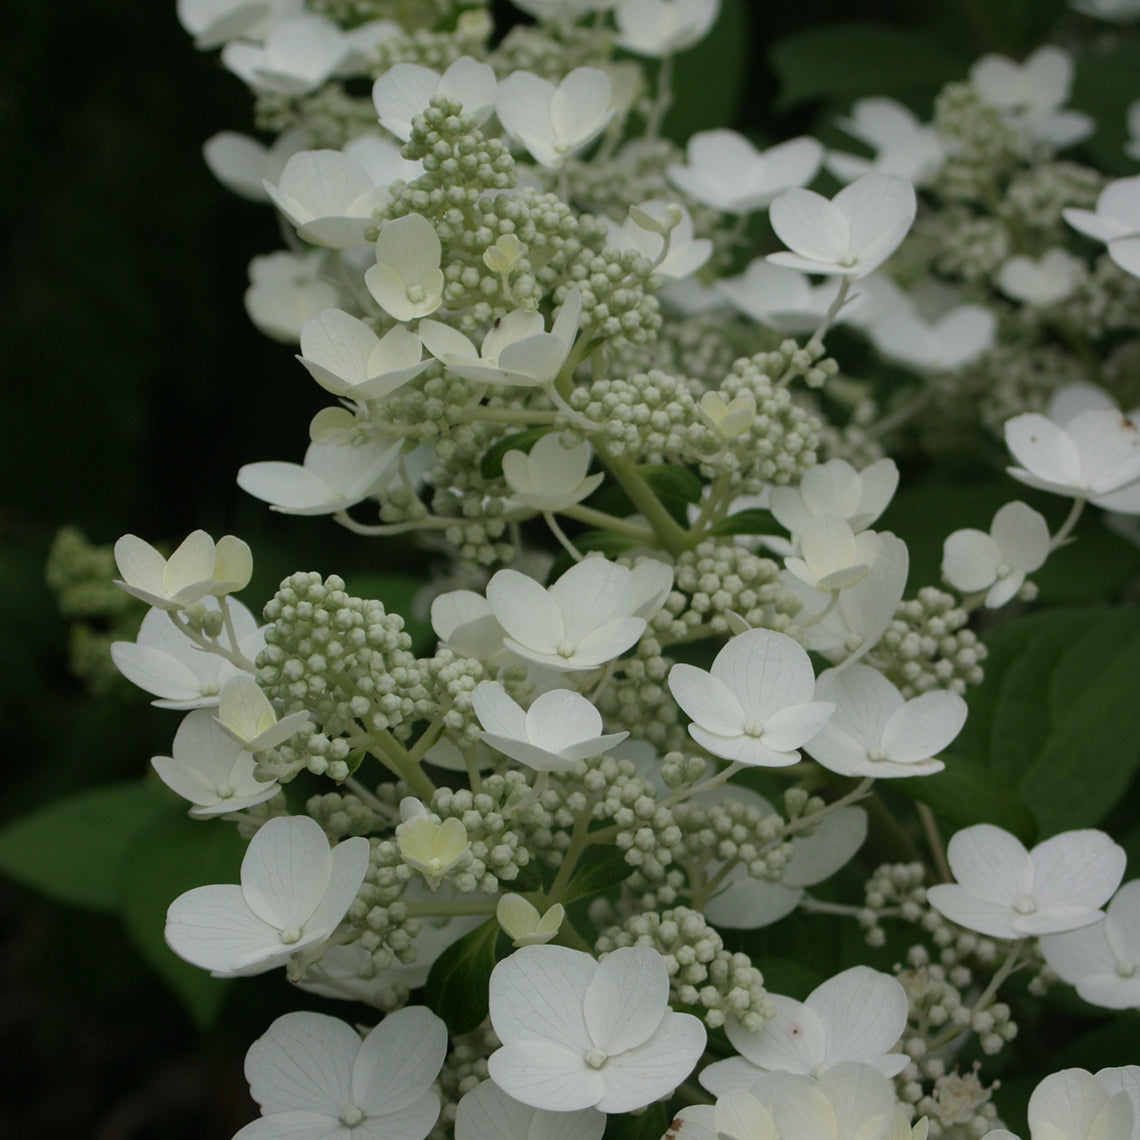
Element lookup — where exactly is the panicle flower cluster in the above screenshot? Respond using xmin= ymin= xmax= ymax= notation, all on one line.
xmin=594 ymin=906 xmax=773 ymax=1030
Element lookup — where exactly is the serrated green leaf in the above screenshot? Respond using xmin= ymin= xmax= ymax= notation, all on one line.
xmin=424 ymin=917 xmax=502 ymax=1035
xmin=769 ymin=22 xmax=970 ymax=111
xmin=906 ymin=759 xmax=1036 ymax=845
xmin=0 ymin=780 xmax=169 ymax=911
xmin=480 ymin=428 xmax=554 ymax=479
xmin=708 ymin=509 xmax=778 ymax=537
xmin=119 ymin=808 xmax=245 ymax=1029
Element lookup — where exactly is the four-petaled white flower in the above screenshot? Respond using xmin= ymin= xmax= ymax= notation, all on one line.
xmin=926 ymin=824 xmax=1127 ymax=940
xmin=942 ymin=500 xmax=1051 ymax=608
xmin=969 ymin=46 xmax=1093 ymax=148
xmin=396 ymin=809 xmax=470 ymax=890
xmin=770 ymin=458 xmax=899 ymax=541
xmin=805 ymin=665 xmax=967 ymax=779
xmin=502 ymin=434 xmax=604 ymax=510
xmin=868 ymin=304 xmax=996 ymax=374
xmin=1039 ymin=880 xmax=1140 ymax=1009
xmin=114 ymin=530 xmax=252 ymax=610
xmin=165 ymin=814 xmax=370 ymax=976
xmin=372 ymin=56 xmax=498 ymax=141
xmin=998 ymin=249 xmax=1084 ymax=307
xmin=238 ymin=436 xmax=405 ymax=515
xmin=298 ymin=309 xmax=431 ymax=401
xmin=701 ymin=967 xmax=910 ymax=1097
xmin=112 ymin=597 xmax=263 ymax=707
xmin=1004 ymin=409 xmax=1140 ymax=513
xmin=215 ymin=674 xmax=312 ymax=752
xmin=1065 ymin=176 xmax=1140 ymax=279
xmin=768 ymin=174 xmax=916 ymax=279
xmin=455 ymin=1080 xmax=605 ymax=1140
xmin=484 ymin=557 xmax=653 ymax=672
xmin=827 ymin=97 xmax=945 ymax=187
xmin=222 ymin=14 xmax=348 ymax=96
xmin=365 ymin=213 xmax=445 ymax=322
xmin=472 ymin=680 xmax=627 ymax=771
xmin=496 ymin=67 xmax=615 ymax=168
xmin=984 ymin=1067 xmax=1139 ymax=1140
xmin=264 ymin=150 xmax=388 ymax=248
xmin=602 ymin=199 xmax=712 ymax=280
xmin=667 ymin=130 xmax=823 ymax=214
xmin=235 ymin=1006 xmax=447 ymax=1140
xmin=152 ymin=708 xmax=279 ymax=817
xmin=245 ymin=249 xmax=341 ymax=343
xmin=497 ymin=894 xmax=567 ymax=948
xmin=717 ymin=261 xmax=856 ymax=334
xmin=785 ymin=517 xmax=882 ymax=592
xmin=668 ymin=628 xmax=834 ymax=767
xmin=419 ymin=291 xmax=582 ymax=387
xmin=613 ymin=0 xmax=720 ymax=58
xmin=487 ymin=943 xmax=706 ymax=1112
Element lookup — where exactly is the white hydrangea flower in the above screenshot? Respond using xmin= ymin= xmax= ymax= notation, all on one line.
xmin=602 ymin=200 xmax=712 ymax=280
xmin=234 ymin=1006 xmax=447 ymax=1140
xmin=237 ymin=436 xmax=405 ymax=515
xmin=455 ymin=1080 xmax=605 ymax=1140
xmin=1064 ymin=176 xmax=1140 ymax=278
xmin=502 ymin=435 xmax=604 ymax=511
xmin=614 ymin=0 xmax=720 ymax=58
xmin=372 ymin=57 xmax=498 ymax=141
xmin=984 ymin=1067 xmax=1138 ymax=1140
xmin=114 ymin=530 xmax=252 ymax=610
xmin=826 ymin=97 xmax=945 ymax=186
xmin=804 ymin=665 xmax=967 ymax=779
xmin=667 ymin=129 xmax=823 ymax=214
xmin=245 ymin=250 xmax=341 ymax=343
xmin=298 ymin=310 xmax=431 ymax=401
xmin=768 ymin=174 xmax=916 ymax=279
xmin=430 ymin=590 xmax=511 ymax=665
xmin=262 ymin=150 xmax=388 ymax=249
xmin=1004 ymin=408 xmax=1140 ymax=513
xmin=112 ymin=597 xmax=264 ymax=708
xmin=868 ymin=304 xmax=995 ymax=373
xmin=668 ymin=629 xmax=834 ymax=767
xmin=151 ymin=709 xmax=279 ymax=817
xmin=700 ymin=391 xmax=757 ymax=438
xmin=472 ymin=681 xmax=628 ymax=771
xmin=396 ymin=811 xmax=470 ymax=890
xmin=487 ymin=944 xmax=706 ymax=1112
xmin=770 ymin=459 xmax=899 ymax=542
xmin=203 ymin=127 xmax=310 ymax=202
xmin=419 ymin=291 xmax=582 ymax=387
xmin=998 ymin=249 xmax=1084 ymax=307
xmin=717 ymin=261 xmax=854 ymax=334
xmin=497 ymin=894 xmax=567 ymax=948
xmin=701 ymin=967 xmax=910 ymax=1096
xmin=496 ymin=67 xmax=615 ymax=169
xmin=165 ymin=815 xmax=369 ymax=976
xmin=926 ymin=824 xmax=1127 ymax=940
xmin=969 ymin=46 xmax=1093 ymax=147
xmin=221 ymin=14 xmax=348 ymax=96
xmin=215 ymin=674 xmax=312 ymax=752
xmin=785 ymin=518 xmax=882 ymax=592
xmin=942 ymin=501 xmax=1051 ymax=608
xmin=484 ymin=558 xmax=651 ymax=672
xmin=176 ymin=0 xmax=302 ymax=50
xmin=1039 ymin=881 xmax=1140 ymax=1009
xmin=365 ymin=213 xmax=445 ymax=322
xmin=700 ymin=785 xmax=868 ymax=930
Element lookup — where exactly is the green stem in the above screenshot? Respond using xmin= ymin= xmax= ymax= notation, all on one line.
xmin=1050 ymin=497 xmax=1086 ymax=550
xmin=595 ymin=450 xmax=693 ymax=555
xmin=661 ymin=762 xmax=744 ymax=810
xmin=463 ymin=406 xmax=558 ymax=425
xmin=559 ymin=504 xmax=655 ymax=542
xmin=644 ymin=52 xmax=674 ymax=142
xmin=545 ymin=511 xmax=584 ymax=561
xmin=371 ymin=731 xmax=437 ymax=801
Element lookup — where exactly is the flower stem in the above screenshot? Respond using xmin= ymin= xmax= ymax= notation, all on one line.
xmin=1050 ymin=497 xmax=1086 ymax=550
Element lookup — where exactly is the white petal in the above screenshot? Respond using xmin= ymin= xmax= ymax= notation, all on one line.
xmin=782 ymin=807 xmax=868 ymax=887
xmin=942 ymin=529 xmax=1002 ymax=593
xmin=669 ymin=663 xmax=747 ymax=735
xmin=241 ymin=815 xmax=333 ymax=930
xmin=488 ymin=1041 xmax=604 ymax=1112
xmin=880 ymin=690 xmax=967 ymax=764
xmin=352 ymin=1006 xmax=447 ymax=1114
xmin=548 ymin=559 xmax=633 ymax=645
xmin=814 ymin=665 xmax=902 ymax=751
xmin=245 ymin=1010 xmax=358 ymax=1115
xmin=770 ymin=189 xmax=849 ymax=264
xmin=591 ymin=1011 xmax=706 ymax=1113
xmin=946 ymin=823 xmax=1032 ymax=902
xmin=725 ymin=997 xmax=825 ymax=1074
xmin=583 ymin=946 xmax=668 ymax=1054
xmin=374 ymin=213 xmax=441 ymax=283
xmin=165 ymin=884 xmax=286 ymax=975
xmin=471 ymin=681 xmax=528 ymax=740
xmin=525 ymin=688 xmax=603 ymax=753
xmin=1031 ymin=830 xmax=1127 ymax=913
xmin=488 ymin=945 xmax=595 ymax=1052
xmin=711 ymin=629 xmax=816 ymax=723
xmin=1039 ymin=923 xmax=1118 ymax=987
xmin=924 ymin=886 xmax=1020 ymax=940
xmin=809 ymin=967 xmax=909 ymax=1071
xmin=302 ymin=836 xmax=371 ymax=939
xmin=1004 ymin=414 xmax=1082 ymax=488
xmin=761 ymin=701 xmax=835 ymax=751
xmin=834 ymin=174 xmax=916 ymax=272
xmin=372 ymin=63 xmax=440 ymax=140
xmin=486 ymin=570 xmax=565 ymax=652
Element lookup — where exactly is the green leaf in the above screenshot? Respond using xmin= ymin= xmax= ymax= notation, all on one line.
xmin=424 ymin=917 xmax=502 ymax=1036
xmin=708 ymin=509 xmax=777 ymax=537
xmin=480 ymin=427 xmax=554 ymax=479
xmin=119 ymin=808 xmax=246 ymax=1029
xmin=636 ymin=463 xmax=703 ymax=525
xmin=560 ymin=844 xmax=635 ymax=905
xmin=662 ymin=0 xmax=747 ymax=142
xmin=769 ymin=22 xmax=970 ymax=111
xmin=1072 ymin=34 xmax=1140 ymax=178
xmin=906 ymin=759 xmax=1036 ymax=845
xmin=0 ymin=780 xmax=169 ymax=911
